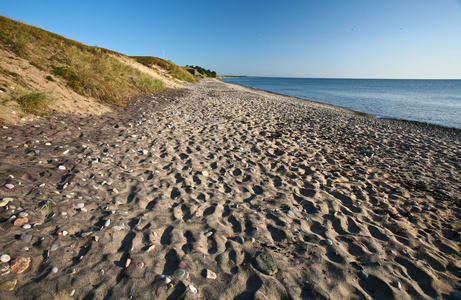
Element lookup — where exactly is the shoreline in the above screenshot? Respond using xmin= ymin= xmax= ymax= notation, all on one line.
xmin=0 ymin=79 xmax=460 ymax=299
xmin=220 ymin=77 xmax=461 ymax=134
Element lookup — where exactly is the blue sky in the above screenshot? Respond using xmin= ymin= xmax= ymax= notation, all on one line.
xmin=1 ymin=0 xmax=460 ymax=78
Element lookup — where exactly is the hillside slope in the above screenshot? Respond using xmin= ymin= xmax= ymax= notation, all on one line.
xmin=0 ymin=16 xmax=190 ymax=125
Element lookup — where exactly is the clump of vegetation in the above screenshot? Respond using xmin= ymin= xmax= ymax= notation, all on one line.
xmin=0 ymin=15 xmax=166 ymax=106
xmin=131 ymin=56 xmax=198 ymax=83
xmin=12 ymin=88 xmax=54 ymax=115
xmin=39 ymin=197 xmax=55 ymax=214
xmin=186 ymin=65 xmax=217 ymax=78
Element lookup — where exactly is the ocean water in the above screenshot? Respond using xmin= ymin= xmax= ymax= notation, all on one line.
xmin=221 ymin=77 xmax=461 ymax=129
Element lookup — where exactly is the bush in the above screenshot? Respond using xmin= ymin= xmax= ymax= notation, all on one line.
xmin=14 ymin=91 xmax=54 ymax=115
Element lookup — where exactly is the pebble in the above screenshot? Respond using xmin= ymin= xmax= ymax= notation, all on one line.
xmin=146 ymin=245 xmax=155 ymax=252
xmin=18 ymin=212 xmax=28 ymax=217
xmin=188 ymin=284 xmax=198 ymax=294
xmin=235 ymin=236 xmax=245 ymax=244
xmin=0 ymin=279 xmax=17 ymax=291
xmin=160 ymin=274 xmax=171 ymax=284
xmin=13 ymin=217 xmax=28 ymax=226
xmin=0 ymin=254 xmax=11 ymax=263
xmin=287 ymin=210 xmax=295 ymax=217
xmin=325 ymin=239 xmax=333 ymax=246
xmin=254 ymin=250 xmax=278 ymax=276
xmin=20 ymin=233 xmax=32 ymax=243
xmin=22 ymin=224 xmax=31 ymax=229
xmin=0 ymin=201 xmax=9 ymax=207
xmin=9 ymin=257 xmax=31 ymax=273
xmin=62 ymin=149 xmax=70 ymax=155
xmin=205 ymin=269 xmax=217 ymax=279
xmin=395 ymin=281 xmax=402 ymax=290
xmin=58 ymin=165 xmax=66 ymax=170
xmin=4 ymin=184 xmax=14 ymax=190
xmin=359 ymin=270 xmax=368 ymax=279
xmin=50 ymin=244 xmax=59 ymax=251
xmin=51 ymin=267 xmax=58 ymax=273
xmin=202 ymin=170 xmax=209 ymax=177
xmin=204 ymin=231 xmax=213 ymax=237
xmin=76 ymin=203 xmax=85 ymax=208
xmin=175 ymin=269 xmax=189 ymax=279
xmin=2 ymin=197 xmax=13 ymax=202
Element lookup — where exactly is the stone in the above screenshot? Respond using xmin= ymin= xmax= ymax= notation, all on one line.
xmin=9 ymin=257 xmax=31 ymax=273
xmin=205 ymin=269 xmax=217 ymax=279
xmin=159 ymin=274 xmax=171 ymax=284
xmin=13 ymin=217 xmax=28 ymax=226
xmin=50 ymin=244 xmax=59 ymax=251
xmin=202 ymin=171 xmax=209 ymax=177
xmin=4 ymin=184 xmax=14 ymax=190
xmin=51 ymin=267 xmax=58 ymax=273
xmin=0 ymin=200 xmax=8 ymax=207
xmin=20 ymin=233 xmax=32 ymax=243
xmin=0 ymin=279 xmax=17 ymax=291
xmin=325 ymin=239 xmax=333 ymax=246
xmin=188 ymin=284 xmax=198 ymax=294
xmin=22 ymin=224 xmax=31 ymax=229
xmin=254 ymin=251 xmax=278 ymax=276
xmin=0 ymin=254 xmax=11 ymax=263
xmin=359 ymin=270 xmax=368 ymax=279
xmin=175 ymin=269 xmax=189 ymax=279
xmin=58 ymin=165 xmax=66 ymax=170
xmin=235 ymin=236 xmax=245 ymax=244
xmin=76 ymin=203 xmax=85 ymax=208
xmin=287 ymin=210 xmax=295 ymax=217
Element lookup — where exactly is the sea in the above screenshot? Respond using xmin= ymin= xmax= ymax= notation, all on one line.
xmin=220 ymin=77 xmax=461 ymax=130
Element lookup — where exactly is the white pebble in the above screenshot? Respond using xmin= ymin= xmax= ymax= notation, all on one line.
xmin=325 ymin=239 xmax=333 ymax=246
xmin=76 ymin=203 xmax=85 ymax=208
xmin=0 ymin=254 xmax=11 ymax=263
xmin=4 ymin=184 xmax=14 ymax=190
xmin=58 ymin=165 xmax=66 ymax=170
xmin=188 ymin=284 xmax=198 ymax=294
xmin=51 ymin=267 xmax=58 ymax=273
xmin=22 ymin=224 xmax=31 ymax=229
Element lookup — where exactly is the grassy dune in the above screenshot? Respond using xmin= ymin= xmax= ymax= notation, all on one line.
xmin=0 ymin=16 xmax=192 ymax=118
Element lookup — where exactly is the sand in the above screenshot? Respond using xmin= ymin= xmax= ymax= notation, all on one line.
xmin=0 ymin=78 xmax=460 ymax=299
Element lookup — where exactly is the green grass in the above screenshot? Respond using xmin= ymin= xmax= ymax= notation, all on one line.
xmin=13 ymin=89 xmax=54 ymax=115
xmin=0 ymin=15 xmax=168 ymax=106
xmin=131 ymin=56 xmax=198 ymax=83
xmin=39 ymin=197 xmax=55 ymax=214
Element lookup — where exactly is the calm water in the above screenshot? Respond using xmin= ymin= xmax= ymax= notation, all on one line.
xmin=221 ymin=77 xmax=461 ymax=129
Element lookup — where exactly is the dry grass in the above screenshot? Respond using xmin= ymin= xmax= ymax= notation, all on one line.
xmin=11 ymin=88 xmax=55 ymax=115
xmin=131 ymin=56 xmax=198 ymax=83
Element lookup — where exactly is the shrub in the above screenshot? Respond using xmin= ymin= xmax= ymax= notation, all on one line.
xmin=14 ymin=90 xmax=54 ymax=115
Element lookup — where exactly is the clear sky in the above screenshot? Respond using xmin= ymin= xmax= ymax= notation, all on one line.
xmin=1 ymin=0 xmax=461 ymax=79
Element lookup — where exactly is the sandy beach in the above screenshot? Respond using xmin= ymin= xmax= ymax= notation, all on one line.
xmin=0 ymin=78 xmax=460 ymax=299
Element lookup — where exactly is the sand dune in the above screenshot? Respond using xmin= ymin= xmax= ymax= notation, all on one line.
xmin=0 ymin=79 xmax=460 ymax=299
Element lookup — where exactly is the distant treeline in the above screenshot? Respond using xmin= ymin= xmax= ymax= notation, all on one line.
xmin=186 ymin=65 xmax=217 ymax=78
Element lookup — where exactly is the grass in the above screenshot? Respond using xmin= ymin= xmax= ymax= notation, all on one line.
xmin=39 ymin=197 xmax=55 ymax=214
xmin=131 ymin=56 xmax=198 ymax=83
xmin=0 ymin=15 xmax=169 ymax=106
xmin=12 ymin=88 xmax=55 ymax=115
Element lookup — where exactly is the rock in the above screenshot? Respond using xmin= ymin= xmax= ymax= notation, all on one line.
xmin=178 ymin=261 xmax=187 ymax=268
xmin=0 ymin=200 xmax=8 ymax=207
xmin=0 ymin=279 xmax=17 ymax=291
xmin=51 ymin=267 xmax=58 ymax=273
xmin=287 ymin=210 xmax=295 ymax=217
xmin=188 ymin=284 xmax=198 ymax=294
xmin=20 ymin=233 xmax=32 ymax=243
xmin=104 ymin=219 xmax=111 ymax=227
xmin=205 ymin=269 xmax=217 ymax=279
xmin=13 ymin=217 xmax=28 ymax=226
xmin=159 ymin=274 xmax=171 ymax=284
xmin=175 ymin=269 xmax=189 ymax=279
xmin=125 ymin=258 xmax=131 ymax=268
xmin=58 ymin=165 xmax=66 ymax=170
xmin=235 ymin=236 xmax=245 ymax=244
xmin=76 ymin=203 xmax=85 ymax=208
xmin=50 ymin=244 xmax=59 ymax=251
xmin=359 ymin=270 xmax=368 ymax=279
xmin=254 ymin=251 xmax=278 ymax=276
xmin=146 ymin=245 xmax=155 ymax=252
xmin=4 ymin=184 xmax=14 ymax=190
xmin=325 ymin=239 xmax=333 ymax=246
xmin=18 ymin=212 xmax=28 ymax=217
xmin=202 ymin=170 xmax=209 ymax=177
xmin=9 ymin=257 xmax=31 ymax=273
xmin=22 ymin=224 xmax=31 ymax=229
xmin=0 ymin=254 xmax=11 ymax=263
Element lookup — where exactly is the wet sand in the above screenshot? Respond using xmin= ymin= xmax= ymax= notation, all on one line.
xmin=0 ymin=79 xmax=460 ymax=299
